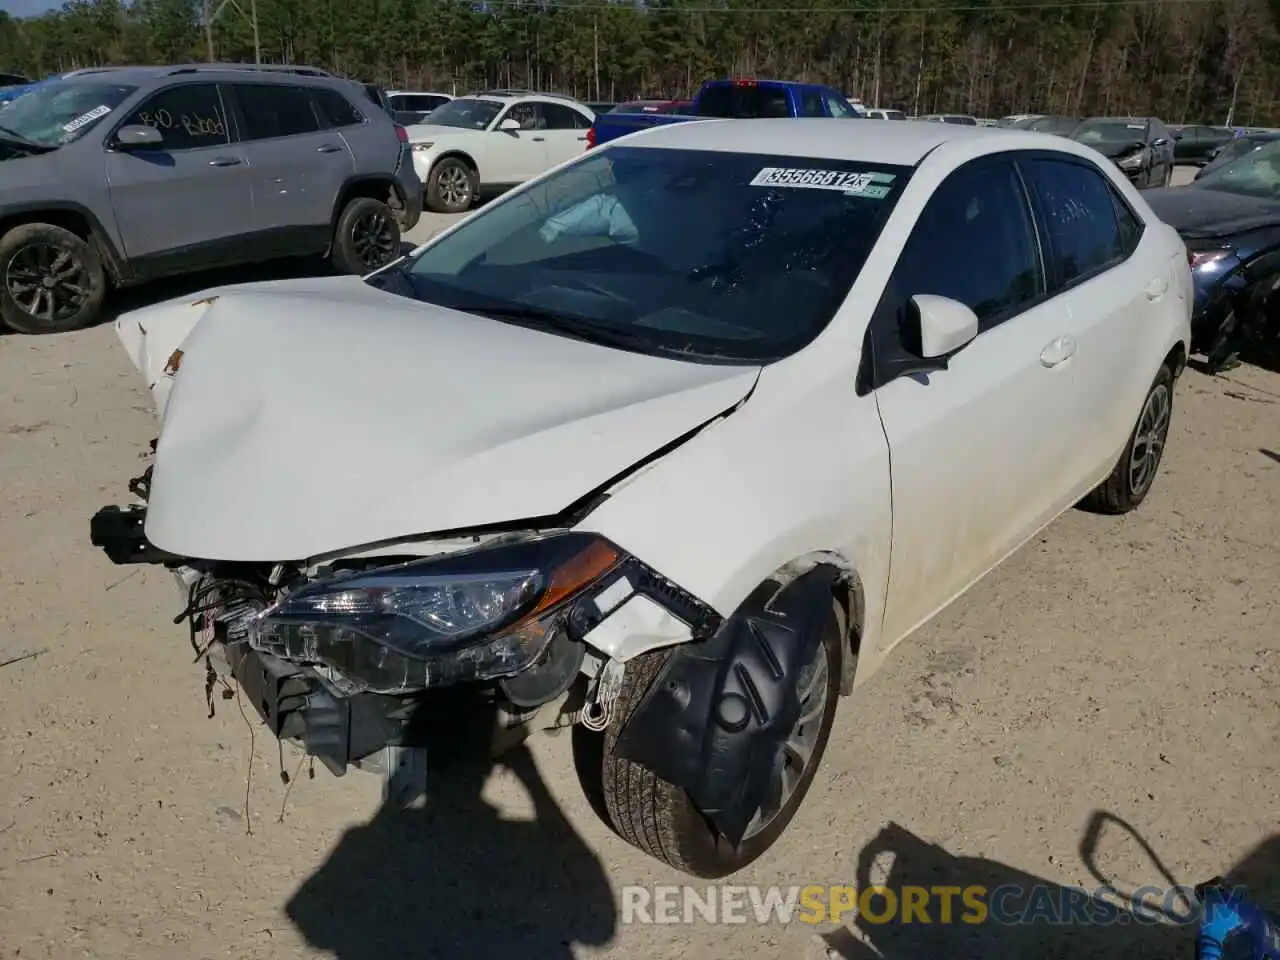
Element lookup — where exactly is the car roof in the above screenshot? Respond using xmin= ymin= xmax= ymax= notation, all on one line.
xmin=56 ymin=64 xmax=355 ymax=88
xmin=619 ymin=117 xmax=1098 ymax=167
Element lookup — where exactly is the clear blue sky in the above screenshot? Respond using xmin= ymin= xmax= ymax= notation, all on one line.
xmin=0 ymin=0 xmax=62 ymax=18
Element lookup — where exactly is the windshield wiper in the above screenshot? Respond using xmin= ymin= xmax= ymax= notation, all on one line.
xmin=452 ymin=301 xmax=693 ymax=357
xmin=454 ymin=302 xmax=643 ymax=346
xmin=0 ymin=125 xmax=55 ymax=153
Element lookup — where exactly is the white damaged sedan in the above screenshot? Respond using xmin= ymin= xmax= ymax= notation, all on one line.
xmin=91 ymin=118 xmax=1191 ymax=878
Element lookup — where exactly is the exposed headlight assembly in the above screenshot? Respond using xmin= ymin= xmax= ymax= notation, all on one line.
xmin=1188 ymin=247 xmax=1233 ymax=272
xmin=1116 ymin=148 xmax=1149 ymax=170
xmin=248 ymin=533 xmax=631 ymax=695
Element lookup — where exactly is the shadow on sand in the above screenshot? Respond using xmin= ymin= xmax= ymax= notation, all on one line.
xmin=819 ymin=816 xmax=1279 ymax=959
xmin=284 ymin=694 xmax=616 ymax=960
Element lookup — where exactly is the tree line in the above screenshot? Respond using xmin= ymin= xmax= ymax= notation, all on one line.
xmin=0 ymin=0 xmax=1277 ymax=125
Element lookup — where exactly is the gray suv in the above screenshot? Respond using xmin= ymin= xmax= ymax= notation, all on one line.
xmin=0 ymin=63 xmax=422 ymax=334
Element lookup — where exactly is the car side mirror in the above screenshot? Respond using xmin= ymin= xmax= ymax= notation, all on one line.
xmin=913 ymin=294 xmax=979 ymax=358
xmin=114 ymin=124 xmax=163 ymax=149
xmin=498 ymin=117 xmax=521 ymax=132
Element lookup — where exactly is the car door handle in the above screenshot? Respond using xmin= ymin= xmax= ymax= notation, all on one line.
xmin=316 ymin=143 xmax=343 ymax=153
xmin=531 ymin=136 xmax=545 ymax=142
xmin=576 ymin=135 xmax=587 ymax=141
xmin=208 ymin=156 xmax=241 ymax=167
xmin=1145 ymin=276 xmax=1168 ymax=300
xmin=1040 ymin=335 xmax=1077 ymax=368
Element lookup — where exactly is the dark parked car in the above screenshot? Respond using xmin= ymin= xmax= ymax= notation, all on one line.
xmin=1018 ymin=115 xmax=1082 ymax=135
xmin=387 ymin=90 xmax=452 ymax=125
xmin=584 ymin=101 xmax=616 ymax=114
xmin=1195 ymin=131 xmax=1280 ymax=181
xmin=1145 ymin=140 xmax=1280 ymax=356
xmin=1071 ymin=116 xmax=1176 ymax=188
xmin=1171 ymin=124 xmax=1236 ymax=165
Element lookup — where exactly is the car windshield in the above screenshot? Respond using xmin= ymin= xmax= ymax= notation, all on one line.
xmin=1072 ymin=118 xmax=1148 ymax=145
xmin=424 ymin=97 xmax=503 ymax=129
xmin=1026 ymin=116 xmax=1081 ymax=135
xmin=1194 ymin=140 xmax=1280 ymax=200
xmin=0 ymin=79 xmax=136 ymax=146
xmin=1209 ymin=139 xmax=1258 ymax=167
xmin=386 ymin=146 xmax=908 ymax=363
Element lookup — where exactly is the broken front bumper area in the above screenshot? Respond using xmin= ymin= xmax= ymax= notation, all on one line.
xmin=229 ymin=644 xmax=413 ymax=775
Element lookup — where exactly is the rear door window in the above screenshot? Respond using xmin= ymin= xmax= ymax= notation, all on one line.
xmin=231 ymin=84 xmax=321 ymax=141
xmin=800 ymin=90 xmax=826 ymax=118
xmin=1022 ymin=158 xmax=1129 ymax=287
xmin=312 ymin=87 xmax=364 ymax=128
xmin=697 ymin=84 xmax=791 ymax=119
xmin=824 ymin=93 xmax=859 ymax=118
xmin=541 ymin=102 xmax=592 ymax=129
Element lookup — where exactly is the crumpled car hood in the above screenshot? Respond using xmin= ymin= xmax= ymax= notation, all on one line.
xmin=1144 ymin=185 xmax=1280 ymax=239
xmin=121 ymin=276 xmax=760 ymax=561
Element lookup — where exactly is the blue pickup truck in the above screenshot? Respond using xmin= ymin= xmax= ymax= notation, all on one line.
xmin=586 ymin=78 xmax=864 ymax=148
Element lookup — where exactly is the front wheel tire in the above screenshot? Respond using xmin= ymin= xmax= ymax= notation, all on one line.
xmin=0 ymin=223 xmax=106 ymax=334
xmin=1080 ymin=364 xmax=1174 ymax=514
xmin=425 ymin=158 xmax=477 ymax=214
xmin=573 ymin=601 xmax=842 ymax=878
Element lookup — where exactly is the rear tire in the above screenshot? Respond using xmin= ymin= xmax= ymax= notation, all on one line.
xmin=0 ymin=223 xmax=106 ymax=334
xmin=330 ymin=197 xmax=401 ymax=276
xmin=1080 ymin=364 xmax=1174 ymax=515
xmin=574 ymin=600 xmax=842 ymax=878
xmin=426 ymin=158 xmax=477 ymax=214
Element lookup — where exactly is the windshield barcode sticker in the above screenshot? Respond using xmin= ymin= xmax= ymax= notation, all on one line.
xmin=750 ymin=167 xmax=896 ymax=197
xmin=62 ymin=104 xmax=112 ymax=134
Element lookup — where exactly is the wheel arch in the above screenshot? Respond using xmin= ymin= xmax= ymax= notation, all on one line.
xmin=432 ymin=149 xmax=479 ymax=178
xmin=0 ymin=201 xmax=128 ymax=285
xmin=330 ymin=175 xmax=403 ymax=228
xmin=768 ymin=550 xmax=865 ymax=697
xmin=1163 ymin=339 xmax=1187 ymax=379
xmin=611 ymin=556 xmax=852 ymax=848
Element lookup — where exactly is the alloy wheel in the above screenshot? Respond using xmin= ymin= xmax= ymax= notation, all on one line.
xmin=5 ymin=242 xmax=91 ymax=327
xmin=350 ymin=209 xmax=398 ymax=270
xmin=438 ymin=165 xmax=472 ymax=208
xmin=740 ymin=648 xmax=831 ymax=842
xmin=1128 ymin=383 xmax=1171 ymax=497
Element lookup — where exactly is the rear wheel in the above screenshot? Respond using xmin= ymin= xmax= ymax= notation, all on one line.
xmin=574 ymin=600 xmax=842 ymax=878
xmin=1080 ymin=364 xmax=1174 ymax=514
xmin=0 ymin=223 xmax=106 ymax=334
xmin=330 ymin=196 xmax=401 ymax=275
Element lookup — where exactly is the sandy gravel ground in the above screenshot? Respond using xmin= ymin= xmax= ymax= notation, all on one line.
xmin=2 ymin=164 xmax=1277 ymax=960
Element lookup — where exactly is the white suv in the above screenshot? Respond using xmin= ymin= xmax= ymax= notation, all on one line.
xmin=406 ymin=91 xmax=595 ymax=213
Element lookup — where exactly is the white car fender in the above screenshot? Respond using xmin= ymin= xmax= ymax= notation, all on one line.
xmin=577 ymin=357 xmax=897 ymax=685
xmin=407 ymin=130 xmax=488 ymax=183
